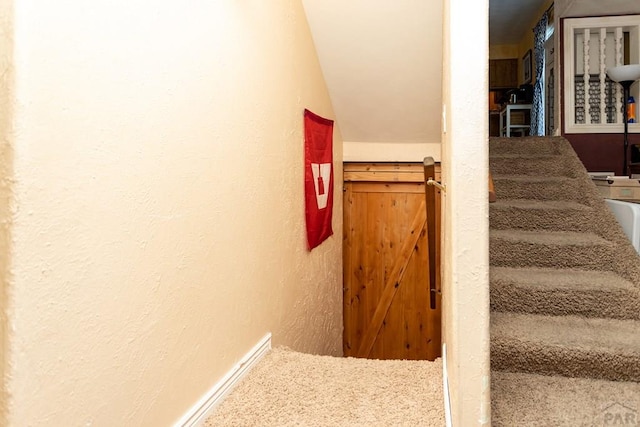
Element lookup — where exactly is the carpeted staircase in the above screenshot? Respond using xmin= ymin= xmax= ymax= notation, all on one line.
xmin=490 ymin=136 xmax=640 ymax=426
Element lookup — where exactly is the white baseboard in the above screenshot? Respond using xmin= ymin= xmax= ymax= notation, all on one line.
xmin=442 ymin=343 xmax=452 ymax=427
xmin=174 ymin=333 xmax=272 ymax=427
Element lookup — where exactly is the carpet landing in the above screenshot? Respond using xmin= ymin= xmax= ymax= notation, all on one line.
xmin=490 ymin=136 xmax=640 ymax=426
xmin=204 ymin=348 xmax=444 ymax=427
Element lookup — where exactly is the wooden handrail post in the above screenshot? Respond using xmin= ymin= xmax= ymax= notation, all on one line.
xmin=489 ymin=171 xmax=497 ymax=203
xmin=423 ymin=157 xmax=438 ymax=310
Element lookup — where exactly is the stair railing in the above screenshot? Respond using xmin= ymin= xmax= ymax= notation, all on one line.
xmin=422 ymin=160 xmax=496 ymax=310
xmin=489 ymin=171 xmax=497 ymax=203
xmin=423 ymin=157 xmax=443 ymax=310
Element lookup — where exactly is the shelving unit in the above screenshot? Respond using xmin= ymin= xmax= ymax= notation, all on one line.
xmin=500 ymin=104 xmax=532 ymax=137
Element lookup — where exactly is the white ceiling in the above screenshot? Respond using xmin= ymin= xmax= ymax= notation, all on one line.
xmin=302 ymin=0 xmax=443 ymax=151
xmin=302 ymin=0 xmax=547 ymax=160
xmin=489 ymin=0 xmax=549 ymax=45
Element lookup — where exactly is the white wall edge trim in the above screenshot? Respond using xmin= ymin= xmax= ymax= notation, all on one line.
xmin=174 ymin=333 xmax=272 ymax=427
xmin=442 ymin=343 xmax=452 ymax=427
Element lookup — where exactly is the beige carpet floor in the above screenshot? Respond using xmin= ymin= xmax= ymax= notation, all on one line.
xmin=204 ymin=348 xmax=445 ymax=426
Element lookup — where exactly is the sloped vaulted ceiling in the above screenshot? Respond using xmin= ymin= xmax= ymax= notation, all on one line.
xmin=302 ymin=0 xmax=443 ymax=161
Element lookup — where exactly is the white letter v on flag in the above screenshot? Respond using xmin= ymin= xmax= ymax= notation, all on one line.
xmin=311 ymin=163 xmax=331 ymax=209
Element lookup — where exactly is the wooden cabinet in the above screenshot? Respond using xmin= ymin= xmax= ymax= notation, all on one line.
xmin=489 ymin=112 xmax=501 ymax=136
xmin=489 ymin=59 xmax=518 ymax=89
xmin=343 ymin=163 xmax=441 ymax=361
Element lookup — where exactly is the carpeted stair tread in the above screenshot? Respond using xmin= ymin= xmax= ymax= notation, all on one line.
xmin=491 ymin=199 xmax=590 ymax=211
xmin=490 ymin=137 xmax=567 ymax=155
xmin=491 ymin=312 xmax=640 ymax=381
xmin=490 ymin=153 xmax=563 ymax=159
xmin=492 ymin=175 xmax=585 ymax=201
xmin=492 ymin=174 xmax=576 ymax=182
xmin=491 ymin=266 xmax=633 ymax=289
xmin=490 ymin=229 xmax=617 ymax=271
xmin=491 ymin=229 xmax=611 ymax=247
xmin=490 ymin=155 xmax=577 ymax=177
xmin=492 ymin=371 xmax=640 ymax=426
xmin=492 ymin=312 xmax=640 ymax=354
xmin=490 ymin=200 xmax=594 ymax=232
xmin=491 ymin=267 xmax=640 ymax=319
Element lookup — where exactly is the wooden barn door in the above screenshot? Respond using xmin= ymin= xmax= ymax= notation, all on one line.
xmin=343 ymin=163 xmax=441 ymax=361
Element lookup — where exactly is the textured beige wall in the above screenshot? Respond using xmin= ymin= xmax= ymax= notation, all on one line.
xmin=6 ymin=1 xmax=342 ymax=425
xmin=0 ymin=1 xmax=13 ymax=425
xmin=442 ymin=0 xmax=491 ymax=425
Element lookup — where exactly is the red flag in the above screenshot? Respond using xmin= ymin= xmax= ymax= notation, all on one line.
xmin=304 ymin=109 xmax=334 ymax=250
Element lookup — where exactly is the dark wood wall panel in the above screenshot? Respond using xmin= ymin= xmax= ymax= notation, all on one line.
xmin=564 ymin=133 xmax=640 ymax=175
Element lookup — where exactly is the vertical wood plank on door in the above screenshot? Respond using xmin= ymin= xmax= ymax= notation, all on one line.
xmin=365 ymin=190 xmax=383 ymax=354
xmin=377 ymin=191 xmax=398 ymax=358
xmin=356 ymin=190 xmax=369 ymax=354
xmin=342 ymin=183 xmax=354 ymax=354
xmin=371 ymin=190 xmax=417 ymax=360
